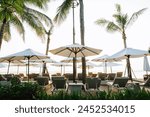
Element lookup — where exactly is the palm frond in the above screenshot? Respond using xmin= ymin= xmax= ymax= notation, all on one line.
xmin=106 ymin=22 xmax=121 ymax=33
xmin=25 ymin=6 xmax=53 ymax=27
xmin=113 ymin=14 xmax=128 ymax=28
xmin=3 ymin=22 xmax=11 ymax=41
xmin=22 ymin=11 xmax=45 ymax=39
xmin=54 ymin=0 xmax=72 ymax=25
xmin=24 ymin=0 xmax=50 ymax=9
xmin=115 ymin=4 xmax=121 ymax=13
xmin=126 ymin=8 xmax=147 ymax=28
xmin=95 ymin=19 xmax=109 ymax=26
xmin=10 ymin=14 xmax=25 ymax=41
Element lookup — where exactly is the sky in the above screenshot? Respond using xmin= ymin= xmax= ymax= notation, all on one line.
xmin=0 ymin=0 xmax=150 ymax=77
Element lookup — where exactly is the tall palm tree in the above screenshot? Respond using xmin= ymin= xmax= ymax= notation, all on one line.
xmin=95 ymin=4 xmax=147 ymax=80
xmin=0 ymin=0 xmax=51 ymax=49
xmin=42 ymin=20 xmax=54 ymax=75
xmin=54 ymin=0 xmax=86 ymax=83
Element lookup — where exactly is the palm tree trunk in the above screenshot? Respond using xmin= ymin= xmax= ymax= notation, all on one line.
xmin=42 ymin=30 xmax=51 ymax=75
xmin=122 ymin=30 xmax=132 ymax=81
xmin=0 ymin=18 xmax=7 ymax=49
xmin=79 ymin=0 xmax=86 ymax=84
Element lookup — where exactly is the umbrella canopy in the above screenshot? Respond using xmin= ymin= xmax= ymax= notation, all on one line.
xmin=49 ymin=43 xmax=101 ymax=58
xmin=92 ymin=54 xmax=120 ymax=73
xmin=49 ymin=43 xmax=102 ymax=82
xmin=78 ymin=62 xmax=97 ymax=74
xmin=110 ymin=48 xmax=148 ymax=80
xmin=51 ymin=62 xmax=72 ymax=75
xmin=0 ymin=48 xmax=49 ymax=81
xmin=143 ymin=56 xmax=150 ymax=74
xmin=110 ymin=48 xmax=148 ymax=60
xmin=98 ymin=62 xmax=121 ymax=73
xmin=61 ymin=57 xmax=88 ymax=63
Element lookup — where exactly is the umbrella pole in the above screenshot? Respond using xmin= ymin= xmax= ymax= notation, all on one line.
xmin=27 ymin=57 xmax=30 ymax=82
xmin=126 ymin=56 xmax=132 ymax=81
xmin=7 ymin=61 xmax=11 ymax=74
xmin=61 ymin=65 xmax=63 ymax=76
xmin=73 ymin=57 xmax=76 ymax=83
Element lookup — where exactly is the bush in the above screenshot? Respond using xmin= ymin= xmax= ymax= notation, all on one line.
xmin=0 ymin=83 xmax=46 ymax=100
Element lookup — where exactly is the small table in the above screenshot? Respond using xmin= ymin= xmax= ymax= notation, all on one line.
xmin=68 ymin=83 xmax=84 ymax=92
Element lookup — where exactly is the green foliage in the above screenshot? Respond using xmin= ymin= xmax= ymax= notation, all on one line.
xmin=0 ymin=83 xmax=44 ymax=100
xmin=0 ymin=84 xmax=150 ymax=100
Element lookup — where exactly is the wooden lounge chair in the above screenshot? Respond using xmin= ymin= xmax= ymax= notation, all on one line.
xmin=140 ymin=77 xmax=150 ymax=87
xmin=85 ymin=77 xmax=101 ymax=90
xmin=115 ymin=72 xmax=123 ymax=77
xmin=51 ymin=76 xmax=68 ymax=93
xmin=108 ymin=77 xmax=129 ymax=88
xmin=107 ymin=73 xmax=116 ymax=80
xmin=97 ymin=72 xmax=107 ymax=80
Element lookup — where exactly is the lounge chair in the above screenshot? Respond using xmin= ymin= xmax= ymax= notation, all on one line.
xmin=51 ymin=76 xmax=68 ymax=93
xmin=97 ymin=72 xmax=107 ymax=80
xmin=140 ymin=77 xmax=150 ymax=87
xmin=115 ymin=72 xmax=123 ymax=77
xmin=108 ymin=77 xmax=129 ymax=89
xmin=85 ymin=77 xmax=101 ymax=90
xmin=34 ymin=76 xmax=49 ymax=86
xmin=107 ymin=73 xmax=116 ymax=80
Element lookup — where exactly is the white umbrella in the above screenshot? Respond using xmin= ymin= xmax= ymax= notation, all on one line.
xmin=49 ymin=43 xmax=102 ymax=82
xmin=143 ymin=56 xmax=150 ymax=74
xmin=78 ymin=62 xmax=97 ymax=74
xmin=51 ymin=62 xmax=72 ymax=75
xmin=92 ymin=54 xmax=120 ymax=73
xmin=98 ymin=62 xmax=121 ymax=73
xmin=110 ymin=48 xmax=148 ymax=80
xmin=0 ymin=48 xmax=49 ymax=81
xmin=61 ymin=57 xmax=88 ymax=63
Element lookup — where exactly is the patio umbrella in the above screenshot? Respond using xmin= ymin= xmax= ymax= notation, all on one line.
xmin=61 ymin=57 xmax=88 ymax=63
xmin=92 ymin=54 xmax=120 ymax=73
xmin=0 ymin=48 xmax=49 ymax=81
xmin=0 ymin=59 xmax=25 ymax=74
xmin=98 ymin=62 xmax=121 ymax=73
xmin=51 ymin=62 xmax=72 ymax=75
xmin=78 ymin=62 xmax=97 ymax=75
xmin=110 ymin=48 xmax=148 ymax=81
xmin=143 ymin=56 xmax=150 ymax=74
xmin=49 ymin=43 xmax=102 ymax=82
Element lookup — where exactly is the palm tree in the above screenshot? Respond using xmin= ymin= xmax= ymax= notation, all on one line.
xmin=0 ymin=0 xmax=51 ymax=49
xmin=54 ymin=0 xmax=86 ymax=83
xmin=42 ymin=20 xmax=54 ymax=75
xmin=95 ymin=4 xmax=147 ymax=80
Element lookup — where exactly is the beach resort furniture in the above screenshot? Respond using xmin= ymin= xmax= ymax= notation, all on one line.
xmin=0 ymin=74 xmax=7 ymax=81
xmin=68 ymin=82 xmax=85 ymax=93
xmin=64 ymin=73 xmax=74 ymax=80
xmin=34 ymin=76 xmax=49 ymax=86
xmin=51 ymin=76 xmax=68 ymax=93
xmin=97 ymin=72 xmax=107 ymax=80
xmin=115 ymin=72 xmax=123 ymax=77
xmin=85 ymin=77 xmax=101 ymax=91
xmin=107 ymin=77 xmax=129 ymax=90
xmin=107 ymin=73 xmax=116 ymax=80
xmin=140 ymin=77 xmax=150 ymax=87
xmin=143 ymin=74 xmax=150 ymax=81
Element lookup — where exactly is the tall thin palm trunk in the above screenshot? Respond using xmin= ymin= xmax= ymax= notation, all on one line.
xmin=79 ymin=0 xmax=86 ymax=84
xmin=42 ymin=29 xmax=52 ymax=75
xmin=0 ymin=18 xmax=7 ymax=49
xmin=122 ymin=30 xmax=132 ymax=81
